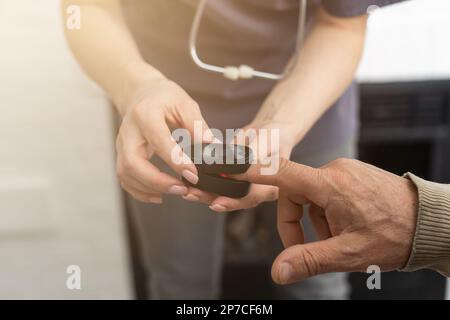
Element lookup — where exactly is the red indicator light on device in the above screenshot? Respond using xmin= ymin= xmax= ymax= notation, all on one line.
xmin=219 ymin=173 xmax=228 ymax=178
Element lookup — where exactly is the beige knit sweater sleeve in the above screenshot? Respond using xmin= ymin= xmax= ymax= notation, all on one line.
xmin=400 ymin=173 xmax=450 ymax=277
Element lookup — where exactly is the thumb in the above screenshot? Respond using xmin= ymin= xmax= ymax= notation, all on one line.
xmin=181 ymin=102 xmax=218 ymax=144
xmin=271 ymin=234 xmax=359 ymax=284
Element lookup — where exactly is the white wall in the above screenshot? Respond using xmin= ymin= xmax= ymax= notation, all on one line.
xmin=0 ymin=0 xmax=132 ymax=299
xmin=357 ymin=0 xmax=450 ymax=81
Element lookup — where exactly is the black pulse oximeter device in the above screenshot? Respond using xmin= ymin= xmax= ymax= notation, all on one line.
xmin=182 ymin=143 xmax=252 ymax=198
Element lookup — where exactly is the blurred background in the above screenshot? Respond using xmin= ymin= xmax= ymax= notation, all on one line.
xmin=0 ymin=0 xmax=449 ymax=299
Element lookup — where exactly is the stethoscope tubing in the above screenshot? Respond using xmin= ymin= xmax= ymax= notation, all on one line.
xmin=189 ymin=0 xmax=307 ymax=81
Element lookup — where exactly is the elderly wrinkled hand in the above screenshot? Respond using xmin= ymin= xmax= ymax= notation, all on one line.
xmin=238 ymin=158 xmax=418 ymax=284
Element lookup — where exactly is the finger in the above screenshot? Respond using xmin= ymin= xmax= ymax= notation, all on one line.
xmin=277 ymin=191 xmax=304 ymax=248
xmin=179 ymin=101 xmax=218 ymax=144
xmin=210 ymin=185 xmax=278 ymax=212
xmin=118 ymin=124 xmax=190 ymax=194
xmin=230 ymin=126 xmax=256 ymax=146
xmin=234 ymin=159 xmax=330 ymax=206
xmin=271 ymin=234 xmax=360 ymax=284
xmin=120 ymin=183 xmax=163 ymax=204
xmin=118 ymin=154 xmax=189 ymax=195
xmin=183 ymin=187 xmax=217 ymax=205
xmin=119 ymin=172 xmax=159 ymax=195
xmin=137 ymin=110 xmax=199 ymax=185
xmin=231 ymin=126 xmax=279 ymax=170
xmin=309 ymin=204 xmax=332 ymax=240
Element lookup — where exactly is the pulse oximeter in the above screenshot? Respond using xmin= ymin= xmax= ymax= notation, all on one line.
xmin=182 ymin=143 xmax=252 ymax=198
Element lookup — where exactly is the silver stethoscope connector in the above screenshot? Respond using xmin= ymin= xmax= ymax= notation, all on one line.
xmin=189 ymin=0 xmax=307 ymax=81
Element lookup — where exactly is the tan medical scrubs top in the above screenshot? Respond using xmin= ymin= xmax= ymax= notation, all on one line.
xmin=122 ymin=0 xmax=405 ymax=154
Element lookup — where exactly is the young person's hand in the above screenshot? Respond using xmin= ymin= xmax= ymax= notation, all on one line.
xmin=116 ymin=72 xmax=212 ymax=204
xmin=238 ymin=158 xmax=418 ymax=284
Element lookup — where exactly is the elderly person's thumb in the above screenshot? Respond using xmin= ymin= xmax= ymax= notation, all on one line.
xmin=271 ymin=234 xmax=356 ymax=284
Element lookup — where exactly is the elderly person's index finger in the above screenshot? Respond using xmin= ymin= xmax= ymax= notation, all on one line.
xmin=235 ymin=158 xmax=330 ymax=206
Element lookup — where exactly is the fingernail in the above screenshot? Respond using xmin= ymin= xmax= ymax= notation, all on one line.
xmin=148 ymin=196 xmax=163 ymax=204
xmin=182 ymin=169 xmax=199 ymax=185
xmin=209 ymin=204 xmax=227 ymax=212
xmin=168 ymin=185 xmax=188 ymax=195
xmin=279 ymin=262 xmax=295 ymax=284
xmin=183 ymin=194 xmax=199 ymax=202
